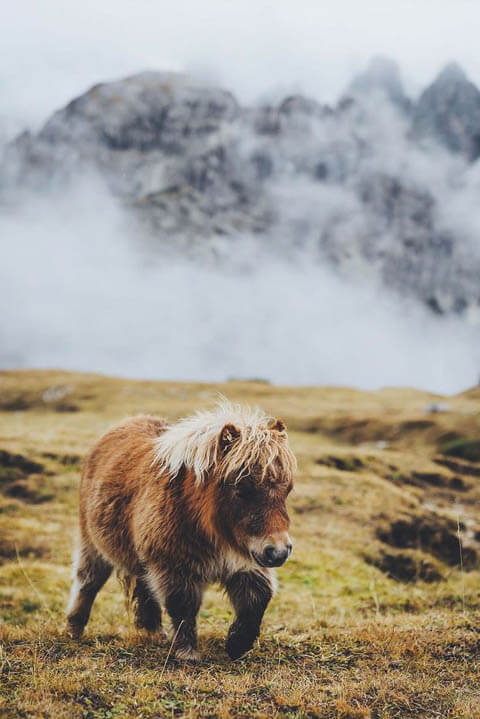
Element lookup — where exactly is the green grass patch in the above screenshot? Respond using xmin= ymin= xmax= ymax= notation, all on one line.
xmin=439 ymin=436 xmax=480 ymax=462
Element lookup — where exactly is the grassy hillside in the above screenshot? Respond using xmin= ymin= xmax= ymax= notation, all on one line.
xmin=0 ymin=369 xmax=479 ymax=719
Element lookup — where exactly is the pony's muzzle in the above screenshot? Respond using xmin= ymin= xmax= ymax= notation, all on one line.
xmin=262 ymin=544 xmax=291 ymax=567
xmin=250 ymin=533 xmax=293 ymax=567
xmin=255 ymin=539 xmax=293 ymax=568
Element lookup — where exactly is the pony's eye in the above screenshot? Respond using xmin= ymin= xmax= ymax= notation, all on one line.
xmin=235 ymin=484 xmax=255 ymax=501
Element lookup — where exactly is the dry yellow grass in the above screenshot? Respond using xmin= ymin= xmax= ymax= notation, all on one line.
xmin=0 ymin=369 xmax=479 ymax=718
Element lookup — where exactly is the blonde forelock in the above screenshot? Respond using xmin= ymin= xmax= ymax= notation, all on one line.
xmin=152 ymin=399 xmax=296 ymax=484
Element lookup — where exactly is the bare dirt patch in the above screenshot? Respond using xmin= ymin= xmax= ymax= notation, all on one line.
xmin=0 ymin=450 xmax=53 ymax=503
xmin=434 ymin=456 xmax=480 ymax=478
xmin=0 ymin=537 xmax=48 ymax=564
xmin=316 ymin=455 xmax=364 ymax=471
xmin=366 ymin=550 xmax=443 ymax=583
xmin=377 ymin=514 xmax=477 ymax=569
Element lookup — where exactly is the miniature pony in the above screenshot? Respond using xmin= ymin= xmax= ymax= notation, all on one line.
xmin=67 ymin=401 xmax=296 ymax=660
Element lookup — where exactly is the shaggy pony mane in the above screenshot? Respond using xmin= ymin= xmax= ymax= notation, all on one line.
xmin=152 ymin=400 xmax=296 ymax=484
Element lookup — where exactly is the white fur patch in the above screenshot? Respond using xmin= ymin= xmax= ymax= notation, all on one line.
xmin=220 ymin=548 xmax=258 ymax=578
xmin=70 ymin=537 xmax=81 ymax=578
xmin=66 ymin=577 xmax=82 ymax=614
xmin=269 ymin=571 xmax=279 ymax=596
xmin=144 ymin=565 xmax=170 ymax=604
xmin=66 ymin=539 xmax=83 ymax=612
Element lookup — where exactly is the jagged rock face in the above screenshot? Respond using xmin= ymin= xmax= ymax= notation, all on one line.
xmin=412 ymin=62 xmax=480 ymax=160
xmin=2 ymin=72 xmax=239 ymax=195
xmin=42 ymin=71 xmax=239 ymax=153
xmin=1 ymin=63 xmax=480 ymax=318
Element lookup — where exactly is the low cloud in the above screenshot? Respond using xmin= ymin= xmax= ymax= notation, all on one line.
xmin=1 ymin=178 xmax=478 ymax=393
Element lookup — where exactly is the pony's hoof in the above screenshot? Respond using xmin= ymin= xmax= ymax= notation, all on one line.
xmin=135 ymin=623 xmax=168 ymax=641
xmin=66 ymin=621 xmax=84 ymax=640
xmin=174 ymin=646 xmax=201 ymax=663
xmin=226 ymin=632 xmax=255 ymax=660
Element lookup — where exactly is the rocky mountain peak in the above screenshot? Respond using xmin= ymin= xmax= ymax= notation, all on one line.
xmin=433 ymin=61 xmax=469 ymax=87
xmin=39 ymin=71 xmax=240 ymax=151
xmin=412 ymin=62 xmax=480 ymax=159
xmin=347 ymin=55 xmax=408 ymax=109
xmin=2 ymin=61 xmax=480 ymax=320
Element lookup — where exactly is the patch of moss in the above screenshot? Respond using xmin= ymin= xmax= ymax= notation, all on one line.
xmin=439 ymin=437 xmax=480 ymax=463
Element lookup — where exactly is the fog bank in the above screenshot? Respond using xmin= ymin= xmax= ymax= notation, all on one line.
xmin=2 ymin=182 xmax=478 ymax=394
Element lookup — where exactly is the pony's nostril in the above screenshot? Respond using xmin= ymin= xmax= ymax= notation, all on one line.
xmin=264 ymin=546 xmax=276 ymax=563
xmin=287 ymin=542 xmax=293 ymax=556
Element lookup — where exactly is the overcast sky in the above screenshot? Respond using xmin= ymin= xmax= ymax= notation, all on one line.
xmin=3 ymin=0 xmax=480 ymax=135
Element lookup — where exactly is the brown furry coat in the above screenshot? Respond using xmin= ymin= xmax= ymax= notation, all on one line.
xmin=67 ymin=403 xmax=296 ymax=661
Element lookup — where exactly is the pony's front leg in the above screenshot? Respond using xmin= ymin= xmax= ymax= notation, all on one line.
xmin=225 ymin=570 xmax=273 ymax=660
xmin=147 ymin=566 xmax=204 ymax=661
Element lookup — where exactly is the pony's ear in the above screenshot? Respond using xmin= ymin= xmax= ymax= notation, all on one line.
xmin=270 ymin=418 xmax=286 ymax=433
xmin=219 ymin=423 xmax=241 ymax=453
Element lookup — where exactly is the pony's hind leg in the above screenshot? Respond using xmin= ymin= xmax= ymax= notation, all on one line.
xmin=66 ymin=539 xmax=112 ymax=639
xmin=132 ymin=577 xmax=164 ymax=635
xmin=146 ymin=565 xmax=204 ymax=661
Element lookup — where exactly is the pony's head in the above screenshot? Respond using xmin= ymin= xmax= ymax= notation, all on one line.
xmin=153 ymin=400 xmax=297 ymax=567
